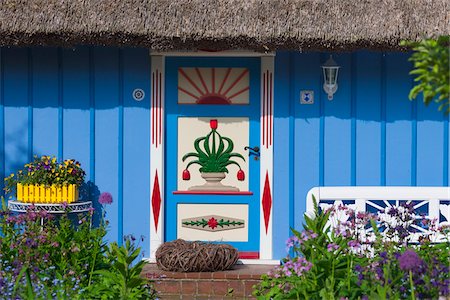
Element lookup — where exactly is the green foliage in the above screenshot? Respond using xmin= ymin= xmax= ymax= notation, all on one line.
xmin=182 ymin=125 xmax=244 ymax=173
xmin=0 ymin=199 xmax=156 ymax=299
xmin=87 ymin=238 xmax=156 ymax=300
xmin=403 ymin=36 xmax=450 ymax=113
xmin=253 ymin=196 xmax=450 ymax=299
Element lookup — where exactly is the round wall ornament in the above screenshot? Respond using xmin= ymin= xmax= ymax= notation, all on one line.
xmin=132 ymin=88 xmax=145 ymax=101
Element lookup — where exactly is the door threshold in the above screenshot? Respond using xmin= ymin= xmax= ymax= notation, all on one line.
xmin=237 ymin=259 xmax=280 ymax=265
xmin=144 ymin=257 xmax=280 ymax=266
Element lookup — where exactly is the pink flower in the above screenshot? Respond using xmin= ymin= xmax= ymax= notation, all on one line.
xmin=99 ymin=192 xmax=113 ymax=205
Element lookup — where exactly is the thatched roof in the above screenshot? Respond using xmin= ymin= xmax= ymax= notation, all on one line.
xmin=0 ymin=0 xmax=448 ymax=51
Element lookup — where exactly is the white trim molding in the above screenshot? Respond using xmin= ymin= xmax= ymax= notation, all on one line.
xmin=259 ymin=56 xmax=274 ymax=259
xmin=152 ymin=50 xmax=275 ymax=57
xmin=149 ymin=55 xmax=165 ymax=259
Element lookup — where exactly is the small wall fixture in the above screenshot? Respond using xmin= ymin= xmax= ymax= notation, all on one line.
xmin=321 ymin=55 xmax=340 ymax=100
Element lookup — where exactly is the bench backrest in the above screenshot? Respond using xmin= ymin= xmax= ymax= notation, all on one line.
xmin=306 ymin=186 xmax=450 ymax=241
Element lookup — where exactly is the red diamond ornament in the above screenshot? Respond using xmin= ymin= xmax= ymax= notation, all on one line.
xmin=262 ymin=171 xmax=272 ymax=234
xmin=151 ymin=170 xmax=162 ymax=231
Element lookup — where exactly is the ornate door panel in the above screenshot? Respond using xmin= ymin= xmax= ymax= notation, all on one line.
xmin=165 ymin=57 xmax=261 ymax=255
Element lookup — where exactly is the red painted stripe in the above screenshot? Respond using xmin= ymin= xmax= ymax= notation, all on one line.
xmin=262 ymin=72 xmax=266 ymax=147
xmin=155 ymin=70 xmax=159 ymax=148
xmin=160 ymin=70 xmax=162 ymax=146
xmin=270 ymin=72 xmax=273 ymax=146
xmin=211 ymin=68 xmax=215 ymax=93
xmin=178 ymin=87 xmax=200 ymax=100
xmin=151 ymin=72 xmax=154 ymax=145
xmin=266 ymin=70 xmax=269 ymax=149
xmin=218 ymin=68 xmax=232 ymax=94
xmin=179 ymin=68 xmax=205 ymax=96
xmin=227 ymin=86 xmax=250 ymax=100
xmin=195 ymin=67 xmax=209 ymax=94
xmin=239 ymin=252 xmax=260 ymax=259
xmin=223 ymin=69 xmax=249 ymax=97
xmin=173 ymin=191 xmax=253 ymax=195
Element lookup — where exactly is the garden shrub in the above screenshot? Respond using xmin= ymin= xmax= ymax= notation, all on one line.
xmin=253 ymin=196 xmax=450 ymax=299
xmin=0 ymin=198 xmax=156 ymax=299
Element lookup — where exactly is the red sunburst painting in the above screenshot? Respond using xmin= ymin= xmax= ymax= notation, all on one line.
xmin=178 ymin=67 xmax=249 ymax=105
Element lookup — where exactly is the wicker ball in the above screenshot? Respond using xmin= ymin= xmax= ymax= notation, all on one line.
xmin=155 ymin=239 xmax=239 ymax=272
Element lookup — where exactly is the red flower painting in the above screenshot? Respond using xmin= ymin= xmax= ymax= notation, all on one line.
xmin=210 ymin=119 xmax=218 ymax=130
xmin=207 ymin=217 xmax=218 ymax=229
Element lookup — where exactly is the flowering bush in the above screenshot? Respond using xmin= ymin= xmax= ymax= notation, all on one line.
xmin=4 ymin=155 xmax=86 ymax=194
xmin=253 ymin=197 xmax=450 ymax=299
xmin=0 ymin=195 xmax=156 ymax=299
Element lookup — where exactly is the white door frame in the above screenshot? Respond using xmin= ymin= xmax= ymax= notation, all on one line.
xmin=149 ymin=51 xmax=275 ymax=262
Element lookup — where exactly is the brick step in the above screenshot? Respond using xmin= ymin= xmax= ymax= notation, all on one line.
xmin=143 ymin=263 xmax=276 ymax=299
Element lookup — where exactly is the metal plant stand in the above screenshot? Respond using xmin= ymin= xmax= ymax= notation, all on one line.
xmin=7 ymin=200 xmax=93 ymax=226
xmin=8 ymin=200 xmax=92 ymax=214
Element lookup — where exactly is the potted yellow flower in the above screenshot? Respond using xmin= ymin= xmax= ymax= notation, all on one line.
xmin=4 ymin=155 xmax=86 ymax=203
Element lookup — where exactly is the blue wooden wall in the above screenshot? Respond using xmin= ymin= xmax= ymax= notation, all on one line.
xmin=273 ymin=51 xmax=450 ymax=258
xmin=0 ymin=47 xmax=151 ymax=257
xmin=0 ymin=47 xmax=448 ymax=259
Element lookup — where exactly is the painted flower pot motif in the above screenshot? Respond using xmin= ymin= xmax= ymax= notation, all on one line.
xmin=182 ymin=119 xmax=245 ymax=192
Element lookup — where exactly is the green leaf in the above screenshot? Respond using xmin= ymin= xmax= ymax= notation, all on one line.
xmin=203 ymin=132 xmax=212 ymax=156
xmin=182 ymin=152 xmax=200 ymax=161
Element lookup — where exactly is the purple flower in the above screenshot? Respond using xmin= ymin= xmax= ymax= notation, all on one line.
xmin=347 ymin=240 xmax=361 ymax=250
xmin=98 ymin=192 xmax=113 ymax=205
xmin=327 ymin=243 xmax=339 ymax=252
xmin=398 ymin=249 xmax=423 ymax=271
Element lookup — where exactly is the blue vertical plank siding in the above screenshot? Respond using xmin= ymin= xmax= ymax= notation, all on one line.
xmin=293 ymin=52 xmax=321 ymax=230
xmin=122 ymin=48 xmax=151 ymax=257
xmin=32 ymin=48 xmax=59 ymax=157
xmin=323 ymin=53 xmax=352 ymax=186
xmin=27 ymin=49 xmax=33 ymax=162
xmin=62 ymin=48 xmax=91 ymax=186
xmin=355 ymin=52 xmax=382 ymax=185
xmin=416 ymin=92 xmax=444 ymax=186
xmin=0 ymin=49 xmax=4 ymax=195
xmin=0 ymin=46 xmax=153 ymax=255
xmin=444 ymin=114 xmax=449 ymax=186
xmin=273 ymin=51 xmax=293 ymax=258
xmin=3 ymin=48 xmax=29 ymax=178
xmin=273 ymin=50 xmax=448 ymax=257
xmin=0 ymin=47 xmax=448 ymax=259
xmin=93 ymin=47 xmax=120 ymax=243
xmin=385 ymin=53 xmax=412 ymax=185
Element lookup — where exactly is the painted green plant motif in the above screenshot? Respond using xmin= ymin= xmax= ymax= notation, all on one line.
xmin=182 ymin=217 xmax=244 ymax=230
xmin=182 ymin=119 xmax=245 ymax=180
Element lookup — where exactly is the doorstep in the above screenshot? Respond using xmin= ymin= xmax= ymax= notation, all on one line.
xmin=143 ymin=263 xmax=276 ymax=299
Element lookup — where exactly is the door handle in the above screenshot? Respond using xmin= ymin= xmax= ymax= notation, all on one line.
xmin=244 ymin=146 xmax=260 ymax=160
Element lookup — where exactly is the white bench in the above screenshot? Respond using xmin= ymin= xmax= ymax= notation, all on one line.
xmin=306 ymin=186 xmax=450 ymax=241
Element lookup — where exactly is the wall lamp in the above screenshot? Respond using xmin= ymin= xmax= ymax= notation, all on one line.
xmin=322 ymin=55 xmax=340 ymax=100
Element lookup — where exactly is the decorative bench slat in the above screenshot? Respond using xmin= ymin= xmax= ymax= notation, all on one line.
xmin=306 ymin=186 xmax=450 ymax=242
